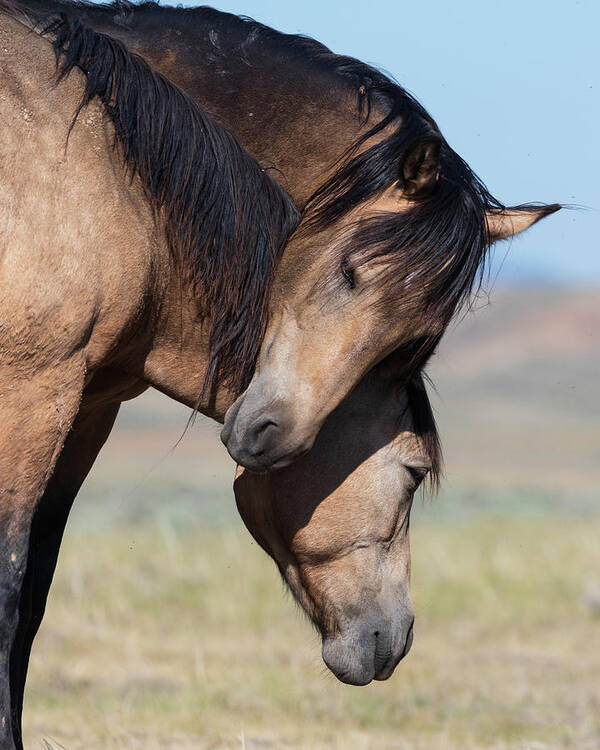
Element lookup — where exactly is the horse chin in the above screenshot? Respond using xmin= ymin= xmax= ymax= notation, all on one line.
xmin=321 ymin=613 xmax=415 ymax=686
xmin=321 ymin=636 xmax=375 ymax=686
xmin=224 ymin=434 xmax=310 ymax=471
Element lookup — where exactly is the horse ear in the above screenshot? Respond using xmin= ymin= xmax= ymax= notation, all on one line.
xmin=486 ymin=204 xmax=561 ymax=242
xmin=401 ymin=137 xmax=442 ymax=198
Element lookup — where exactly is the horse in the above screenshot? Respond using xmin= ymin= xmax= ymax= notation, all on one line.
xmin=9 ymin=1 xmax=561 ymax=470
xmin=235 ymin=366 xmax=441 ymax=687
xmin=0 ymin=11 xmax=443 ymax=748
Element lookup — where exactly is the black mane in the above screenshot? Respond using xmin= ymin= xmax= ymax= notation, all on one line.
xmin=406 ymin=373 xmax=442 ymax=494
xmin=41 ymin=12 xmax=300 ymax=403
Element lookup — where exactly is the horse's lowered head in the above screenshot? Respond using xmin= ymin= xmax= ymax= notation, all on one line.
xmin=222 ymin=127 xmax=560 ymax=470
xmin=234 ymin=361 xmax=441 ymax=685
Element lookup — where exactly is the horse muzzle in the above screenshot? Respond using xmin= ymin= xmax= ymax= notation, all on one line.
xmin=221 ymin=385 xmax=314 ymax=470
xmin=321 ymin=613 xmax=415 ymax=686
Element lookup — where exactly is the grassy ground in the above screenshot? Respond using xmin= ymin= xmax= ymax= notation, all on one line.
xmin=21 ymin=288 xmax=600 ymax=749
xmin=24 ymin=510 xmax=600 ymax=750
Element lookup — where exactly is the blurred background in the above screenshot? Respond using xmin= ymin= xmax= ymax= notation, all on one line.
xmin=25 ymin=1 xmax=598 ymax=749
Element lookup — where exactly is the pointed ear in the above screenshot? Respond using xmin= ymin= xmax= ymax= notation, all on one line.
xmin=486 ymin=204 xmax=561 ymax=242
xmin=401 ymin=136 xmax=442 ymax=199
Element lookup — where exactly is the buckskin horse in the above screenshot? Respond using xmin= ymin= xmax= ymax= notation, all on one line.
xmin=0 ymin=11 xmax=441 ymax=748
xmin=11 ymin=0 xmax=560 ymax=469
xmin=234 ymin=364 xmax=441 ymax=688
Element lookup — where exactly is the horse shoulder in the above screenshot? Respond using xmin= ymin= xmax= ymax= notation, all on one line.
xmin=0 ymin=17 xmax=161 ymax=373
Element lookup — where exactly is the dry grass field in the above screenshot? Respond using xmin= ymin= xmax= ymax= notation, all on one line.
xmin=22 ymin=287 xmax=600 ymax=750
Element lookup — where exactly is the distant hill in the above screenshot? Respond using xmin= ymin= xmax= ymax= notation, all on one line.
xmin=429 ymin=286 xmax=599 ymax=495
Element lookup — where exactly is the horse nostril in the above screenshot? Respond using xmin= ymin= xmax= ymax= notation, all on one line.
xmin=374 ymin=630 xmax=380 ymax=638
xmin=255 ymin=419 xmax=277 ymax=435
xmin=249 ymin=418 xmax=280 ymax=454
xmin=221 ymin=393 xmax=294 ymax=469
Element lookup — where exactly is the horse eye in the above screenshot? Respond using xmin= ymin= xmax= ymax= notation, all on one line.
xmin=406 ymin=466 xmax=429 ymax=487
xmin=341 ymin=260 xmax=356 ymax=289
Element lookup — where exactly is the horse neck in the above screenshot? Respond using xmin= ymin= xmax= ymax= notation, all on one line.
xmin=139 ymin=281 xmax=229 ymax=421
xmin=72 ymin=5 xmax=378 ymax=207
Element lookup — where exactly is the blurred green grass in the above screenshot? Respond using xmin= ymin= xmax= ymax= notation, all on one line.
xmin=25 ymin=512 xmax=600 ymax=749
xmin=23 ymin=287 xmax=600 ymax=749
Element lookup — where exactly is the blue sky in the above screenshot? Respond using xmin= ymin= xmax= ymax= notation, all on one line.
xmin=181 ymin=1 xmax=598 ymax=283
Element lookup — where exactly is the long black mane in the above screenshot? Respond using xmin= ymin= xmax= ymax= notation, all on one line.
xmin=38 ymin=12 xmax=300 ymax=403
xmin=406 ymin=372 xmax=442 ymax=493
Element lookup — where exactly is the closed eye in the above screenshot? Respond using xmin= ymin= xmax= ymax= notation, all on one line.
xmin=406 ymin=466 xmax=429 ymax=488
xmin=341 ymin=259 xmax=356 ymax=289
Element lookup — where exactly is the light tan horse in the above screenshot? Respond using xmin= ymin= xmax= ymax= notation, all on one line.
xmin=0 ymin=12 xmax=442 ymax=748
xmin=0 ymin=12 xmax=296 ymax=747
xmin=235 ymin=365 xmax=440 ymax=686
xmin=9 ymin=1 xmax=560 ymax=471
